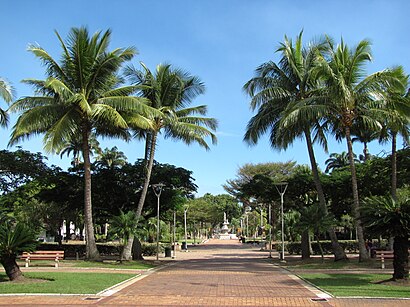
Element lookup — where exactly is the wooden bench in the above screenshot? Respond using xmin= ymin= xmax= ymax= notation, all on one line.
xmin=21 ymin=251 xmax=64 ymax=268
xmin=375 ymin=250 xmax=393 ymax=269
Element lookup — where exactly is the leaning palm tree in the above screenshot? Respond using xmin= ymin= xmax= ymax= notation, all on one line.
xmin=361 ymin=188 xmax=410 ymax=280
xmin=0 ymin=77 xmax=14 ymax=127
xmin=243 ymin=31 xmax=347 ymax=260
xmin=8 ymin=27 xmax=156 ymax=260
xmin=315 ymin=38 xmax=405 ymax=261
xmin=121 ymin=62 xmax=218 ymax=260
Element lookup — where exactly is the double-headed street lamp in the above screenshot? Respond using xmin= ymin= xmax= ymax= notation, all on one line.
xmin=275 ymin=182 xmax=288 ymax=262
xmin=152 ymin=183 xmax=165 ymax=261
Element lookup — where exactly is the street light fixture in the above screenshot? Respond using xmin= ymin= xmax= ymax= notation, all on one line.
xmin=275 ymin=182 xmax=288 ymax=262
xmin=152 ymin=183 xmax=165 ymax=261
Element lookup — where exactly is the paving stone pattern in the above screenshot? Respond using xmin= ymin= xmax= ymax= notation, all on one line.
xmin=0 ymin=239 xmax=408 ymax=306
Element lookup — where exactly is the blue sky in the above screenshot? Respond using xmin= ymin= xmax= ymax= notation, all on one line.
xmin=1 ymin=1 xmax=409 ymax=196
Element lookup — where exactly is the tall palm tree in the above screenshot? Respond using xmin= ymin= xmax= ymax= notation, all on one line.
xmin=121 ymin=63 xmax=218 ymax=260
xmin=313 ymin=37 xmax=404 ymax=261
xmin=8 ymin=27 xmax=156 ymax=260
xmin=0 ymin=77 xmax=13 ymax=127
xmin=378 ymin=70 xmax=409 ymax=200
xmin=361 ymin=188 xmax=410 ymax=280
xmin=243 ymin=32 xmax=347 ymax=260
xmin=325 ymin=151 xmax=359 ymax=173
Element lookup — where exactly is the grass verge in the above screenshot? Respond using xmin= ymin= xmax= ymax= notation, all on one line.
xmin=280 ymin=258 xmax=383 ymax=270
xmin=299 ymin=273 xmax=410 ymax=298
xmin=0 ymin=272 xmax=135 ymax=294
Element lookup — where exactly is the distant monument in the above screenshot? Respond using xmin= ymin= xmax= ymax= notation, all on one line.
xmin=219 ymin=212 xmax=231 ymax=240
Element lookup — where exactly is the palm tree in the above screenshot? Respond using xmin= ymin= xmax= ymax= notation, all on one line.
xmin=313 ymin=37 xmax=404 ymax=261
xmin=243 ymin=31 xmax=347 ymax=260
xmin=377 ymin=70 xmax=409 ymax=200
xmin=361 ymin=188 xmax=410 ymax=280
xmin=94 ymin=146 xmax=127 ymax=170
xmin=297 ymin=204 xmax=335 ymax=262
xmin=8 ymin=27 xmax=156 ymax=260
xmin=0 ymin=77 xmax=13 ymax=127
xmin=325 ymin=151 xmax=359 ymax=173
xmin=59 ymin=133 xmax=101 ymax=167
xmin=121 ymin=62 xmax=218 ymax=260
xmin=0 ymin=218 xmax=37 ymax=281
xmin=351 ymin=122 xmax=379 ymax=162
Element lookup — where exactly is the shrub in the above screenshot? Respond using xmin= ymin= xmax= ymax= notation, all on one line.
xmin=278 ymin=240 xmax=360 ymax=255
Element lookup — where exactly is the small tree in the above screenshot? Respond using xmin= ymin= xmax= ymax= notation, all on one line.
xmin=0 ymin=216 xmax=37 ymax=281
xmin=109 ymin=210 xmax=139 ymax=261
xmin=361 ymin=188 xmax=410 ymax=280
xmin=297 ymin=204 xmax=335 ymax=262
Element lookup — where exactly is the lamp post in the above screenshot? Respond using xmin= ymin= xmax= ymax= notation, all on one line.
xmin=275 ymin=182 xmax=288 ymax=262
xmin=152 ymin=183 xmax=165 ymax=261
xmin=268 ymin=202 xmax=272 ymax=258
xmin=246 ymin=212 xmax=249 ymax=238
xmin=183 ymin=205 xmax=189 ymax=252
xmin=172 ymin=210 xmax=176 ymax=259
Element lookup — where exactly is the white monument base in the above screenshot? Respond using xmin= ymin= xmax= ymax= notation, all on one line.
xmin=219 ymin=234 xmax=231 ymax=240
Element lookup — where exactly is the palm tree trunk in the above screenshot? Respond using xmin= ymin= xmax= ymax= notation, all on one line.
xmin=391 ymin=132 xmax=397 ymax=201
xmin=122 ymin=132 xmax=158 ymax=260
xmin=121 ymin=235 xmax=134 ymax=261
xmin=1 ymin=256 xmax=24 ymax=281
xmin=301 ymin=230 xmax=311 ymax=259
xmin=392 ymin=235 xmax=409 ymax=280
xmin=363 ymin=142 xmax=369 ymax=162
xmin=136 ymin=132 xmax=157 ymax=219
xmin=304 ymin=131 xmax=347 ymax=261
xmin=345 ymin=127 xmax=368 ymax=261
xmin=316 ymin=234 xmax=324 ymax=263
xmin=82 ymin=128 xmax=100 ymax=261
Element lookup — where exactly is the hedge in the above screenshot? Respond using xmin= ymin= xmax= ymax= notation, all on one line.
xmin=276 ymin=240 xmax=360 ymax=255
xmin=36 ymin=242 xmax=168 ymax=258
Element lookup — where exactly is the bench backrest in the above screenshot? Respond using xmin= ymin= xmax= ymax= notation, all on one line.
xmin=22 ymin=251 xmax=65 ymax=258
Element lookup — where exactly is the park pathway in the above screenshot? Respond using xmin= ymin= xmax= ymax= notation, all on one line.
xmin=1 ymin=239 xmax=409 ymax=306
xmin=99 ymin=239 xmax=329 ymax=306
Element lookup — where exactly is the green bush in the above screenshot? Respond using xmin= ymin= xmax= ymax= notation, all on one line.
xmin=36 ymin=243 xmax=121 ymax=258
xmin=141 ymin=243 xmax=164 ymax=256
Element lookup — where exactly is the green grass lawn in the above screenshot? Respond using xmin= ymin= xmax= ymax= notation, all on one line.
xmin=278 ymin=256 xmax=385 ymax=270
xmin=0 ymin=272 xmax=136 ymax=294
xmin=300 ymin=273 xmax=410 ymax=298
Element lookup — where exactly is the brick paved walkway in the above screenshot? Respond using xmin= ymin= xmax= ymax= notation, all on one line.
xmin=0 ymin=239 xmax=409 ymax=306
